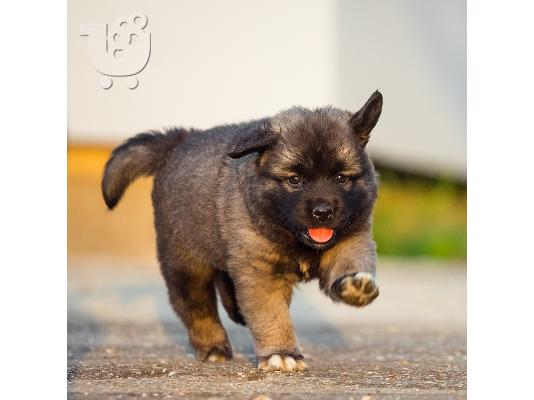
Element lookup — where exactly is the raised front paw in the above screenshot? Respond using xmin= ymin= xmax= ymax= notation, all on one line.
xmin=258 ymin=354 xmax=307 ymax=372
xmin=332 ymin=272 xmax=379 ymax=307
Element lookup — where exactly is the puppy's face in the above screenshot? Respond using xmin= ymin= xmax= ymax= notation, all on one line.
xmin=229 ymin=91 xmax=383 ymax=249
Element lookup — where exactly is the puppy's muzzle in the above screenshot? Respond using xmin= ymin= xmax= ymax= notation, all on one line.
xmin=312 ymin=204 xmax=334 ymax=222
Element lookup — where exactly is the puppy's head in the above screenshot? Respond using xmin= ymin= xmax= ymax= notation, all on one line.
xmin=229 ymin=91 xmax=383 ymax=249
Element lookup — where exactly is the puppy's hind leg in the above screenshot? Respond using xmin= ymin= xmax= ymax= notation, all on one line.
xmin=214 ymin=270 xmax=246 ymax=326
xmin=161 ymin=260 xmax=232 ymax=362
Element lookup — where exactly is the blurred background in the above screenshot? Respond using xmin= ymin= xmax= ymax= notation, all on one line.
xmin=68 ymin=0 xmax=466 ymax=261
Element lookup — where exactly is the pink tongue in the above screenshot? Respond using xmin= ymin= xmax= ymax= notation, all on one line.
xmin=307 ymin=228 xmax=334 ymax=243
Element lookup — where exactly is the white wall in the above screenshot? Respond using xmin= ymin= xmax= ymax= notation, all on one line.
xmin=68 ymin=0 xmax=465 ymax=179
xmin=335 ymin=0 xmax=466 ymax=179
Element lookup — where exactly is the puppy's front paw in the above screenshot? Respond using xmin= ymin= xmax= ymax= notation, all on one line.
xmin=332 ymin=272 xmax=379 ymax=307
xmin=258 ymin=354 xmax=307 ymax=372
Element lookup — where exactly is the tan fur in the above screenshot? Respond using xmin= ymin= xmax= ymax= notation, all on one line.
xmin=319 ymin=225 xmax=377 ymax=295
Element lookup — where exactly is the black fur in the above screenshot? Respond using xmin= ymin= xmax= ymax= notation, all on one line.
xmin=102 ymin=128 xmax=187 ymax=209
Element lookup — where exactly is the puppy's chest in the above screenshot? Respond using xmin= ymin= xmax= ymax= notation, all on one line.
xmin=275 ymin=255 xmax=319 ymax=282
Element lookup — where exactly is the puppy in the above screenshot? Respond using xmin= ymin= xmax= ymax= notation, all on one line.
xmin=102 ymin=91 xmax=383 ymax=372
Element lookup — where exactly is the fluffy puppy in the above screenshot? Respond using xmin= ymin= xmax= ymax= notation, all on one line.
xmin=102 ymin=91 xmax=383 ymax=372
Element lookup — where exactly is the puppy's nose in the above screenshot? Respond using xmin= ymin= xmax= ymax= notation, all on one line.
xmin=312 ymin=204 xmax=334 ymax=222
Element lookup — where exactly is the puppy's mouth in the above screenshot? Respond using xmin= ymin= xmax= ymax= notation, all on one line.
xmin=281 ymin=217 xmax=337 ymax=249
xmin=296 ymin=227 xmax=336 ymax=249
xmin=307 ymin=228 xmax=334 ymax=243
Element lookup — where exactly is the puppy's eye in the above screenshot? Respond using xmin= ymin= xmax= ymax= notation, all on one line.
xmin=335 ymin=174 xmax=347 ymax=184
xmin=287 ymin=175 xmax=301 ymax=185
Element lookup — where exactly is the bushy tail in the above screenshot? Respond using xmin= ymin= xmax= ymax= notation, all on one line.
xmin=102 ymin=128 xmax=187 ymax=209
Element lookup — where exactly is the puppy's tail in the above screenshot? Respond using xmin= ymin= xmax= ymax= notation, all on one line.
xmin=102 ymin=128 xmax=187 ymax=209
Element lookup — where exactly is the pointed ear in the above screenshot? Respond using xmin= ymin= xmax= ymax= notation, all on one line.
xmin=227 ymin=122 xmax=278 ymax=158
xmin=349 ymin=90 xmax=383 ymax=147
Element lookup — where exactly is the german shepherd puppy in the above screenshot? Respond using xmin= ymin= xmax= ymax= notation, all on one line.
xmin=102 ymin=91 xmax=383 ymax=372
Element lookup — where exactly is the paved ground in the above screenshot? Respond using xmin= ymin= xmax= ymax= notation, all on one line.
xmin=68 ymin=257 xmax=466 ymax=400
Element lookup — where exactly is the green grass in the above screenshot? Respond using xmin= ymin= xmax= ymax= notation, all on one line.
xmin=373 ymin=169 xmax=466 ymax=259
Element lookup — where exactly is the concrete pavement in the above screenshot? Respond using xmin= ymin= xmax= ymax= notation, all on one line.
xmin=68 ymin=257 xmax=466 ymax=399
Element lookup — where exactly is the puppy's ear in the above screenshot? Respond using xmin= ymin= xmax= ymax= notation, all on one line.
xmin=227 ymin=123 xmax=278 ymax=158
xmin=349 ymin=90 xmax=383 ymax=147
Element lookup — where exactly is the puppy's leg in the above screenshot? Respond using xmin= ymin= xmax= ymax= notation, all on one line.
xmin=330 ymin=271 xmax=379 ymax=307
xmin=319 ymin=230 xmax=380 ymax=307
xmin=161 ymin=261 xmax=232 ymax=362
xmin=214 ymin=270 xmax=246 ymax=326
xmin=233 ymin=272 xmax=307 ymax=372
